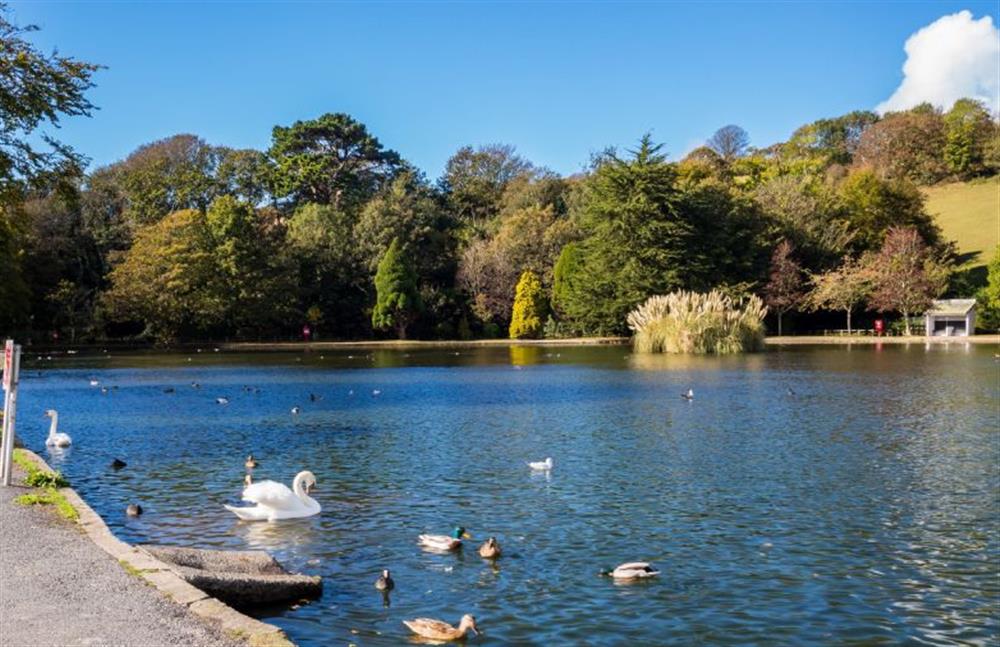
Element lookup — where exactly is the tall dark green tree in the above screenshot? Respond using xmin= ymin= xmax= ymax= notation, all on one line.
xmin=372 ymin=238 xmax=421 ymax=339
xmin=559 ymin=135 xmax=700 ymax=334
xmin=269 ymin=113 xmax=402 ymax=209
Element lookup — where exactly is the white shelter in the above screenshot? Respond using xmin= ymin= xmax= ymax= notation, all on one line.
xmin=924 ymin=299 xmax=976 ymax=337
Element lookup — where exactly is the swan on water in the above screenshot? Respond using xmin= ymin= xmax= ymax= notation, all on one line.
xmin=528 ymin=457 xmax=553 ymax=471
xmin=224 ymin=470 xmax=320 ymax=521
xmin=43 ymin=410 xmax=72 ymax=447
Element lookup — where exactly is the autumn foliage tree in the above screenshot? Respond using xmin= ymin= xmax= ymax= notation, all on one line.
xmin=865 ymin=227 xmax=949 ymax=336
xmin=807 ymin=257 xmax=871 ymax=334
xmin=763 ymin=240 xmax=806 ymax=336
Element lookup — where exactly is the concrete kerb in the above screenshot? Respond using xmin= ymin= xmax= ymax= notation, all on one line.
xmin=14 ymin=447 xmax=294 ymax=647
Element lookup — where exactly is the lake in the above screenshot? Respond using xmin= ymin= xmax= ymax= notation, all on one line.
xmin=15 ymin=343 xmax=1000 ymax=645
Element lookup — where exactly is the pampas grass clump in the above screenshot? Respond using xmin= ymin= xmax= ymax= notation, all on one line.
xmin=627 ymin=290 xmax=767 ymax=354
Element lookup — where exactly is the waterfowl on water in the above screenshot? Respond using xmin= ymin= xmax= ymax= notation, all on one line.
xmin=216 ymin=397 xmax=230 ymax=405
xmin=291 ymin=406 xmax=301 ymax=415
xmin=89 ymin=379 xmax=99 ymax=387
xmin=191 ymin=382 xmax=201 ymax=389
xmin=245 ymin=455 xmax=258 ymax=469
xmin=403 ymin=615 xmax=478 ymax=642
xmin=681 ymin=389 xmax=694 ymax=401
xmin=600 ymin=562 xmax=660 ymax=580
xmin=478 ymin=537 xmax=501 ymax=559
xmin=44 ymin=410 xmax=72 ymax=447
xmin=419 ymin=527 xmax=470 ymax=551
xmin=374 ymin=569 xmax=394 ymax=591
xmin=163 ymin=387 xmax=175 ymax=394
xmin=372 ymin=389 xmax=382 ymax=397
xmin=126 ymin=503 xmax=143 ymax=517
xmin=111 ymin=458 xmax=127 ymax=470
xmin=224 ymin=470 xmax=320 ymax=522
xmin=309 ymin=393 xmax=321 ymax=402
xmin=528 ymin=457 xmax=553 ymax=471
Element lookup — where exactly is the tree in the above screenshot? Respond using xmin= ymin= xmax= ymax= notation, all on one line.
xmin=974 ymin=245 xmax=1000 ymax=332
xmin=268 ymin=112 xmax=402 ymax=209
xmin=855 ymin=107 xmax=947 ymax=184
xmin=441 ymin=144 xmax=533 ymax=233
xmin=943 ymin=99 xmax=994 ymax=178
xmin=865 ymin=227 xmax=949 ymax=335
xmin=785 ymin=111 xmax=879 ymax=165
xmin=807 ymin=257 xmax=871 ymax=334
xmin=509 ymin=269 xmax=546 ymax=339
xmin=372 ymin=239 xmax=420 ymax=339
xmin=0 ymin=5 xmax=99 ymax=202
xmin=558 ymin=135 xmax=697 ymax=334
xmin=707 ymin=125 xmax=750 ymax=162
xmin=102 ymin=209 xmax=225 ymax=341
xmin=763 ymin=240 xmax=806 ymax=336
xmin=837 ymin=169 xmax=941 ymax=253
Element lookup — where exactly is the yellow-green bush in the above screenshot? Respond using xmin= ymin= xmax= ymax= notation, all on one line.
xmin=627 ymin=290 xmax=767 ymax=354
xmin=509 ymin=269 xmax=547 ymax=339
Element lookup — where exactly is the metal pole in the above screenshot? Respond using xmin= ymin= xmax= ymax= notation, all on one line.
xmin=0 ymin=376 xmax=9 ymax=482
xmin=1 ymin=345 xmax=20 ymax=486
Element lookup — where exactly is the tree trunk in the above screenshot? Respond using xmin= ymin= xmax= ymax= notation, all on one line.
xmin=903 ymin=310 xmax=911 ymax=336
xmin=777 ymin=312 xmax=783 ymax=336
xmin=396 ymin=322 xmax=407 ymax=340
xmin=846 ymin=309 xmax=852 ymax=335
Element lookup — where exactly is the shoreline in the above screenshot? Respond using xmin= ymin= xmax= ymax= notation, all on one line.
xmin=5 ymin=448 xmax=292 ymax=647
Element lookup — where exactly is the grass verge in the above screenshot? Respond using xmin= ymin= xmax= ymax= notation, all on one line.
xmin=10 ymin=449 xmax=78 ymax=521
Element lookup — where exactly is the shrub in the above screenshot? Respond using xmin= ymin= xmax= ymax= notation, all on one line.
xmin=627 ymin=289 xmax=767 ymax=354
xmin=509 ymin=269 xmax=547 ymax=339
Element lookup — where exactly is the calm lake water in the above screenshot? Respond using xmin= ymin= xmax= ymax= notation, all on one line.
xmin=15 ymin=344 xmax=1000 ymax=646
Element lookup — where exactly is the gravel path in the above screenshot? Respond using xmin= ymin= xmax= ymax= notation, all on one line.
xmin=0 ymin=465 xmax=240 ymax=647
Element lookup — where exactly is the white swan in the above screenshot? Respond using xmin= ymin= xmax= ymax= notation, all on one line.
xmin=224 ymin=470 xmax=320 ymax=521
xmin=44 ymin=410 xmax=72 ymax=447
xmin=528 ymin=457 xmax=553 ymax=471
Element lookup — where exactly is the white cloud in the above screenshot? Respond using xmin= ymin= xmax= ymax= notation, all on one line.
xmin=877 ymin=10 xmax=1000 ymax=114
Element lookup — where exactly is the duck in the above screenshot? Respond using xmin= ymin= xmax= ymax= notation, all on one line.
xmin=126 ymin=503 xmax=143 ymax=517
xmin=600 ymin=562 xmax=661 ymax=580
xmin=216 ymin=397 xmax=230 ymax=405
xmin=528 ymin=457 xmax=553 ymax=471
xmin=372 ymin=389 xmax=382 ymax=397
xmin=418 ymin=527 xmax=470 ymax=551
xmin=374 ymin=569 xmax=394 ymax=591
xmin=224 ymin=470 xmax=320 ymax=522
xmin=681 ymin=389 xmax=694 ymax=401
xmin=290 ymin=406 xmax=301 ymax=415
xmin=478 ymin=537 xmax=501 ymax=559
xmin=163 ymin=387 xmax=175 ymax=394
xmin=43 ymin=410 xmax=72 ymax=447
xmin=245 ymin=454 xmax=258 ymax=469
xmin=88 ymin=379 xmax=99 ymax=387
xmin=191 ymin=382 xmax=201 ymax=389
xmin=309 ymin=393 xmax=321 ymax=402
xmin=111 ymin=458 xmax=127 ymax=470
xmin=403 ymin=615 xmax=478 ymax=642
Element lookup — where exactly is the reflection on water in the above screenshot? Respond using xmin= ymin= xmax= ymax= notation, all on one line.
xmin=15 ymin=344 xmax=1000 ymax=646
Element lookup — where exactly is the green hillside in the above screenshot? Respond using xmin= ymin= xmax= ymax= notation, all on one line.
xmin=923 ymin=176 xmax=999 ymax=268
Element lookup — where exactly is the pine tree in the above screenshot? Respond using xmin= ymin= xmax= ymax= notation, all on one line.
xmin=509 ymin=269 xmax=546 ymax=339
xmin=372 ymin=239 xmax=420 ymax=339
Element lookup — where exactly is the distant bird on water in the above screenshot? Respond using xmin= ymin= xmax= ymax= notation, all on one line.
xmin=163 ymin=387 xmax=175 ymax=394
xmin=375 ymin=569 xmax=394 ymax=591
xmin=372 ymin=389 xmax=382 ymax=397
xmin=216 ymin=397 xmax=230 ymax=405
xmin=191 ymin=382 xmax=201 ymax=389
xmin=528 ymin=457 xmax=553 ymax=471
xmin=111 ymin=458 xmax=127 ymax=470
xmin=89 ymin=379 xmax=99 ymax=387
xmin=309 ymin=393 xmax=321 ymax=402
xmin=291 ymin=406 xmax=301 ymax=415
xmin=681 ymin=389 xmax=694 ymax=401
xmin=126 ymin=503 xmax=143 ymax=517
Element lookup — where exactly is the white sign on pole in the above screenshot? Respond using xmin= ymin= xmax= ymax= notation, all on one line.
xmin=1 ymin=342 xmax=21 ymax=486
xmin=2 ymin=339 xmax=12 ymax=391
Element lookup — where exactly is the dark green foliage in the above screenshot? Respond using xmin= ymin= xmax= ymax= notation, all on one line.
xmin=372 ymin=239 xmax=421 ymax=339
xmin=269 ymin=112 xmax=402 ymax=209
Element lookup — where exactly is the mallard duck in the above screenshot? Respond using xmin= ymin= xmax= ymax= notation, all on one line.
xmin=374 ymin=569 xmax=394 ymax=591
xmin=245 ymin=454 xmax=258 ymax=469
xmin=403 ymin=615 xmax=478 ymax=642
xmin=600 ymin=562 xmax=660 ymax=580
xmin=419 ymin=527 xmax=470 ymax=551
xmin=478 ymin=537 xmax=501 ymax=559
xmin=111 ymin=458 xmax=127 ymax=470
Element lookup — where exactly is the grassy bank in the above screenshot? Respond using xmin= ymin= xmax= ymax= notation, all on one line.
xmin=924 ymin=176 xmax=999 ymax=269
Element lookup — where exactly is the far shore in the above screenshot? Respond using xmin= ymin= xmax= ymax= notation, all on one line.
xmin=764 ymin=334 xmax=1000 ymax=345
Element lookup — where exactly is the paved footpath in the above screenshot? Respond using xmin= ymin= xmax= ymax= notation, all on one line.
xmin=0 ymin=463 xmax=240 ymax=647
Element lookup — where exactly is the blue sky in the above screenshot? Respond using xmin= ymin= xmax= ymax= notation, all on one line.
xmin=11 ymin=1 xmax=1000 ymax=179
